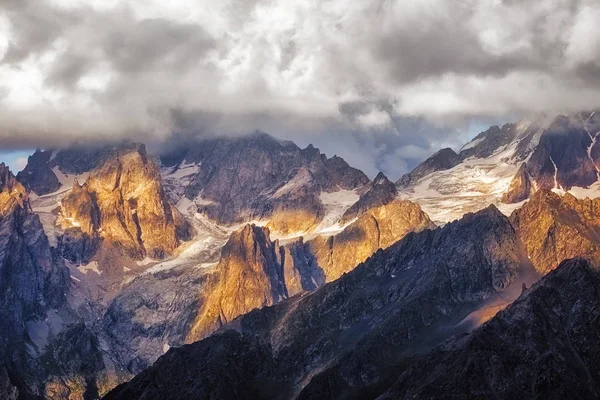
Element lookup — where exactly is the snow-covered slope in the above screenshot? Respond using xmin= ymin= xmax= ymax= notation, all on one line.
xmin=399 ymin=112 xmax=600 ymax=224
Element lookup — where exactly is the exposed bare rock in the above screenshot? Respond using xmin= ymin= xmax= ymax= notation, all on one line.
xmin=17 ymin=142 xmax=150 ymax=196
xmin=501 ymin=163 xmax=533 ymax=203
xmin=526 ymin=115 xmax=597 ymax=191
xmin=510 ymin=189 xmax=600 ymax=274
xmin=58 ymin=144 xmax=189 ymax=259
xmin=105 ymin=206 xmax=530 ymax=400
xmin=16 ymin=149 xmax=61 ymax=195
xmin=396 ymin=148 xmax=460 ymax=187
xmin=309 ymin=199 xmax=435 ymax=282
xmin=162 ymin=132 xmax=369 ymax=229
xmin=459 ymin=124 xmax=518 ymax=160
xmin=186 ymin=225 xmax=288 ymax=341
xmin=373 ymin=259 xmax=600 ymax=400
xmin=60 ymin=178 xmax=100 ymax=234
xmin=0 ymin=164 xmax=71 ymax=397
xmin=101 ymin=266 xmax=212 ymax=375
xmin=264 ymin=168 xmax=324 ymax=235
xmin=340 ymin=172 xmax=397 ymax=224
xmin=185 ymin=199 xmax=434 ymax=342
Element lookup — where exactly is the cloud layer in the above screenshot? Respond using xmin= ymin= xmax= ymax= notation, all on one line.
xmin=1 ymin=0 xmax=600 ymax=177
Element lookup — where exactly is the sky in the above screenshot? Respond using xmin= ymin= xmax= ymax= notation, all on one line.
xmin=1 ymin=0 xmax=600 ymax=179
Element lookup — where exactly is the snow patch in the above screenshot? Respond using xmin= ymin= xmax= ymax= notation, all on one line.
xmin=305 ymin=189 xmax=361 ymax=236
xmin=459 ymin=136 xmax=485 ymax=152
xmin=165 ymin=163 xmax=200 ymax=180
xmin=136 ymin=257 xmax=156 ymax=266
xmin=78 ymin=261 xmax=101 ymax=275
xmin=399 ymin=142 xmax=521 ymax=223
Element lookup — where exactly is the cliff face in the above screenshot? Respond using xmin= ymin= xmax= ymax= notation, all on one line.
xmin=526 ymin=115 xmax=598 ymax=191
xmin=186 ymin=225 xmax=287 ymax=341
xmin=58 ymin=144 xmax=189 ymax=260
xmin=308 ymin=199 xmax=435 ymax=282
xmin=373 ymin=259 xmax=600 ymax=400
xmin=501 ymin=163 xmax=533 ymax=203
xmin=0 ymin=164 xmax=68 ymax=329
xmin=396 ymin=147 xmax=460 ymax=187
xmin=0 ymin=164 xmax=70 ymax=397
xmin=340 ymin=172 xmax=397 ymax=224
xmin=510 ymin=189 xmax=600 ymax=274
xmin=105 ymin=206 xmax=530 ymax=400
xmin=16 ymin=149 xmax=61 ymax=195
xmin=185 ymin=199 xmax=434 ymax=343
xmin=162 ymin=132 xmax=369 ymax=233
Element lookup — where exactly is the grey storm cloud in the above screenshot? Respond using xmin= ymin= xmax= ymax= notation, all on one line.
xmin=1 ymin=0 xmax=600 ymax=178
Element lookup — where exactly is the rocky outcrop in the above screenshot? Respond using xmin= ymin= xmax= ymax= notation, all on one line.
xmin=16 ymin=149 xmax=61 ymax=195
xmin=102 ymin=266 xmax=212 ymax=375
xmin=0 ymin=164 xmax=70 ymax=397
xmin=186 ymin=199 xmax=433 ymax=342
xmin=510 ymin=189 xmax=600 ymax=274
xmin=186 ymin=225 xmax=288 ymax=341
xmin=396 ymin=147 xmax=460 ymax=187
xmin=58 ymin=144 xmax=189 ymax=259
xmin=372 ymin=258 xmax=600 ymax=400
xmin=163 ymin=132 xmax=369 ymax=231
xmin=309 ymin=199 xmax=435 ymax=281
xmin=501 ymin=163 xmax=533 ymax=203
xmin=340 ymin=172 xmax=397 ymax=224
xmin=105 ymin=206 xmax=531 ymax=400
xmin=459 ymin=123 xmax=518 ymax=160
xmin=526 ymin=115 xmax=597 ymax=191
xmin=17 ymin=142 xmax=150 ymax=196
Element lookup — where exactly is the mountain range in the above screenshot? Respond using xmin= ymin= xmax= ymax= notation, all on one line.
xmin=1 ymin=112 xmax=600 ymax=399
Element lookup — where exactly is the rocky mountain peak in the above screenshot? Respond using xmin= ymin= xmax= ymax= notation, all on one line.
xmin=186 ymin=223 xmax=288 ymax=341
xmin=105 ymin=202 xmax=528 ymax=400
xmin=0 ymin=164 xmax=28 ymax=212
xmin=396 ymin=147 xmax=460 ymax=187
xmin=16 ymin=149 xmax=61 ymax=195
xmin=0 ymin=166 xmax=70 ymax=396
xmin=510 ymin=189 xmax=600 ymax=274
xmin=59 ymin=145 xmax=189 ymax=260
xmin=501 ymin=163 xmax=533 ymax=203
xmin=161 ymin=132 xmax=369 ymax=232
xmin=340 ymin=171 xmax=397 ymax=224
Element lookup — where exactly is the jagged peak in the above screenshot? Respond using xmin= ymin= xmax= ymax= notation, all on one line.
xmin=373 ymin=171 xmax=391 ymax=185
xmin=456 ymin=204 xmax=507 ymax=227
xmin=432 ymin=147 xmax=458 ymax=157
xmin=232 ymin=223 xmax=271 ymax=242
xmin=0 ymin=163 xmax=22 ymax=193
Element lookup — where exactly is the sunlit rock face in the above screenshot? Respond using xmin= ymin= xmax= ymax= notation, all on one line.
xmin=185 ymin=199 xmax=433 ymax=342
xmin=58 ymin=144 xmax=189 ymax=260
xmin=161 ymin=132 xmax=369 ymax=231
xmin=186 ymin=225 xmax=287 ymax=342
xmin=308 ymin=199 xmax=436 ymax=282
xmin=16 ymin=142 xmax=146 ymax=196
xmin=374 ymin=259 xmax=600 ymax=400
xmin=510 ymin=189 xmax=600 ymax=274
xmin=105 ymin=206 xmax=530 ymax=400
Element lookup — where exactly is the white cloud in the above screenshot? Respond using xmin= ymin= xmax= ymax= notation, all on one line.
xmin=14 ymin=157 xmax=28 ymax=171
xmin=1 ymin=0 xmax=599 ymax=177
